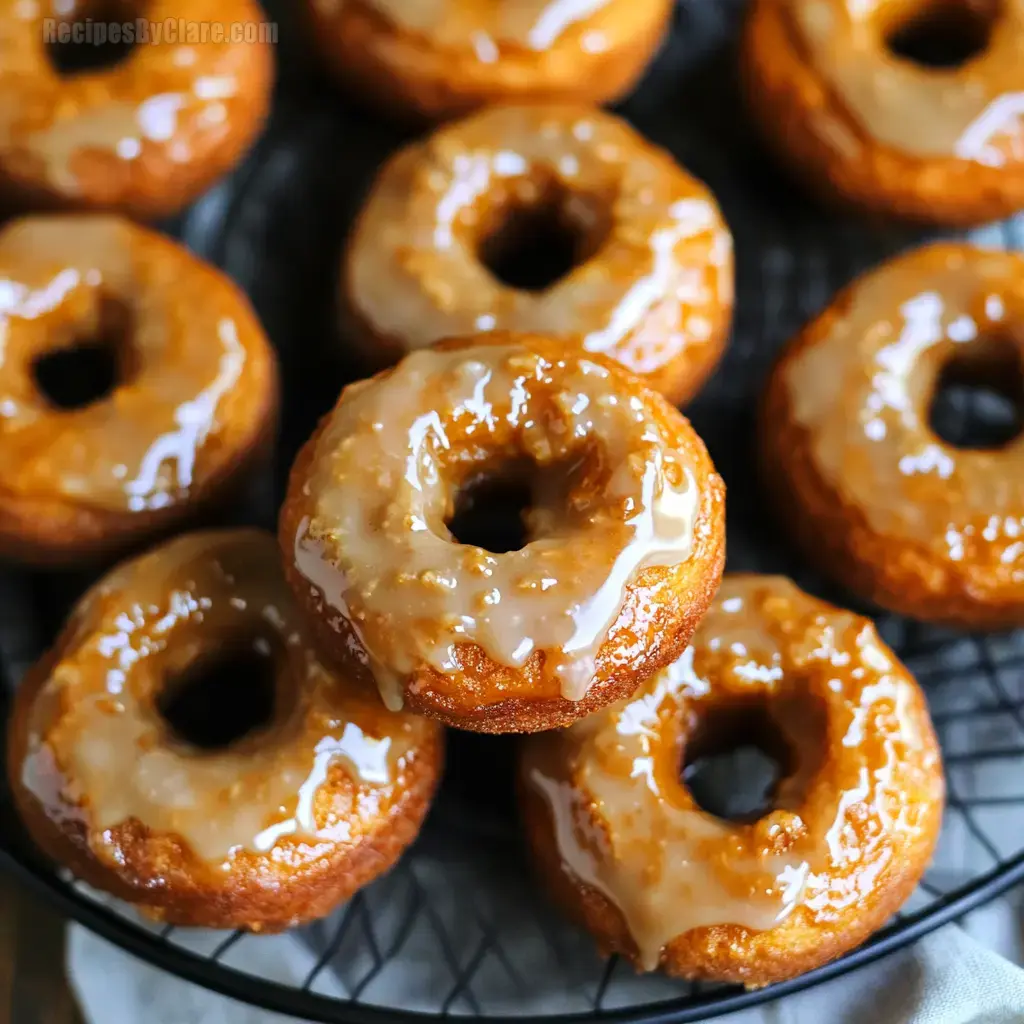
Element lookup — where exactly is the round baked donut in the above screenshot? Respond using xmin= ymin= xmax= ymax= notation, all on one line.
xmin=0 ymin=214 xmax=278 ymax=566
xmin=303 ymin=0 xmax=672 ymax=122
xmin=519 ymin=574 xmax=944 ymax=986
xmin=0 ymin=0 xmax=273 ymax=219
xmin=8 ymin=528 xmax=444 ymax=931
xmin=279 ymin=333 xmax=726 ymax=734
xmin=743 ymin=0 xmax=1024 ymax=225
xmin=762 ymin=242 xmax=1024 ymax=628
xmin=343 ymin=105 xmax=734 ymax=405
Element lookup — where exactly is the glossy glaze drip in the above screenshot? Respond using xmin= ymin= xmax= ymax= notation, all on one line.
xmin=789 ymin=0 xmax=1024 ymax=161
xmin=0 ymin=0 xmax=258 ymax=197
xmin=525 ymin=575 xmax=942 ymax=970
xmin=347 ymin=0 xmax=614 ymax=50
xmin=783 ymin=243 xmax=1024 ymax=573
xmin=0 ymin=216 xmax=269 ymax=512
xmin=19 ymin=530 xmax=423 ymax=864
xmin=293 ymin=344 xmax=700 ymax=707
xmin=348 ymin=106 xmax=732 ymax=374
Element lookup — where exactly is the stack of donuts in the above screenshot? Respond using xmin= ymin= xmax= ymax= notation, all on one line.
xmin=15 ymin=0 xmax=1024 ymax=991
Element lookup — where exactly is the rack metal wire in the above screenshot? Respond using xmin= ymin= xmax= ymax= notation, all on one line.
xmin=3 ymin=0 xmax=1024 ymax=1019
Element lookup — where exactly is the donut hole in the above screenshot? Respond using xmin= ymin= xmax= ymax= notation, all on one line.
xmin=33 ymin=343 xmax=120 ymax=410
xmin=884 ymin=0 xmax=999 ymax=69
xmin=32 ymin=302 xmax=133 ymax=411
xmin=682 ymin=703 xmax=796 ymax=823
xmin=477 ymin=179 xmax=609 ymax=293
xmin=46 ymin=4 xmax=139 ymax=77
xmin=157 ymin=642 xmax=279 ymax=751
xmin=445 ymin=458 xmax=578 ymax=554
xmin=929 ymin=336 xmax=1024 ymax=449
xmin=447 ymin=472 xmax=532 ymax=554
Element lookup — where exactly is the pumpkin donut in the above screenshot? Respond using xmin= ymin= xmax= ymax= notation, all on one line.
xmin=743 ymin=0 xmax=1024 ymax=225
xmin=0 ymin=215 xmax=278 ymax=567
xmin=520 ymin=574 xmax=944 ymax=987
xmin=279 ymin=333 xmax=726 ymax=734
xmin=302 ymin=0 xmax=672 ymax=122
xmin=762 ymin=242 xmax=1024 ymax=629
xmin=7 ymin=529 xmax=445 ymax=931
xmin=343 ymin=105 xmax=734 ymax=405
xmin=0 ymin=0 xmax=273 ymax=219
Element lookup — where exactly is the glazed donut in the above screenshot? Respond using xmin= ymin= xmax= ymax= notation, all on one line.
xmin=0 ymin=215 xmax=278 ymax=566
xmin=8 ymin=529 xmax=444 ymax=931
xmin=344 ymin=105 xmax=734 ymax=405
xmin=761 ymin=242 xmax=1024 ymax=629
xmin=520 ymin=574 xmax=944 ymax=986
xmin=303 ymin=0 xmax=672 ymax=122
xmin=280 ymin=333 xmax=726 ymax=734
xmin=743 ymin=0 xmax=1024 ymax=225
xmin=0 ymin=0 xmax=273 ymax=219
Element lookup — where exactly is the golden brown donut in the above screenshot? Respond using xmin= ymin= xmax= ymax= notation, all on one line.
xmin=520 ymin=574 xmax=944 ymax=987
xmin=343 ymin=105 xmax=734 ymax=405
xmin=303 ymin=0 xmax=672 ymax=122
xmin=0 ymin=0 xmax=273 ymax=219
xmin=743 ymin=0 xmax=1024 ymax=225
xmin=279 ymin=333 xmax=726 ymax=734
xmin=0 ymin=215 xmax=278 ymax=567
xmin=762 ymin=242 xmax=1024 ymax=629
xmin=7 ymin=528 xmax=445 ymax=932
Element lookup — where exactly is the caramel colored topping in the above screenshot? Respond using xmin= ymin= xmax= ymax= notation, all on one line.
xmin=788 ymin=0 xmax=1024 ymax=162
xmin=524 ymin=575 xmax=942 ymax=970
xmin=0 ymin=0 xmax=268 ymax=201
xmin=0 ymin=216 xmax=273 ymax=514
xmin=292 ymin=342 xmax=701 ymax=708
xmin=781 ymin=243 xmax=1024 ymax=578
xmin=347 ymin=105 xmax=731 ymax=377
xmin=18 ymin=530 xmax=431 ymax=864
xmin=336 ymin=0 xmax=615 ymax=50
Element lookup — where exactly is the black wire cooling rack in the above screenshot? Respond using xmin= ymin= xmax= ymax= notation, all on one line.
xmin=4 ymin=0 xmax=1024 ymax=1020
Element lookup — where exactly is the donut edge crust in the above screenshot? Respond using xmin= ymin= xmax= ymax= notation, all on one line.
xmin=0 ymin=392 xmax=278 ymax=569
xmin=302 ymin=0 xmax=674 ymax=122
xmin=741 ymin=0 xmax=1024 ymax=226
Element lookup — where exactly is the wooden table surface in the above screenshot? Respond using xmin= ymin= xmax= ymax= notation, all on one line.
xmin=0 ymin=872 xmax=82 ymax=1024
